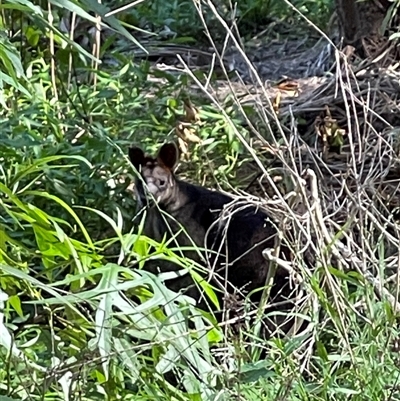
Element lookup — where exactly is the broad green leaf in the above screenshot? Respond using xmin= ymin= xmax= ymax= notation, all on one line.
xmin=24 ymin=190 xmax=94 ymax=249
xmin=1 ymin=0 xmax=43 ymax=15
xmin=239 ymin=360 xmax=275 ymax=383
xmin=8 ymin=295 xmax=23 ymax=317
xmin=93 ymin=263 xmax=119 ymax=380
xmin=0 ymin=289 xmax=45 ymax=372
xmin=0 ymin=264 xmax=87 ymax=320
xmin=25 ymin=26 xmax=41 ymax=47
xmin=50 ymin=0 xmax=106 ymax=25
xmin=11 ymin=154 xmax=92 ymax=187
xmin=0 ymin=71 xmax=30 ymax=97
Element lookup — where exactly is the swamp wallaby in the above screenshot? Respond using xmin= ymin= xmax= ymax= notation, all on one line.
xmin=129 ymin=142 xmax=290 ymax=313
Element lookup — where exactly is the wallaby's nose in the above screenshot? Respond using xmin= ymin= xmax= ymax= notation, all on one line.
xmin=146 ymin=181 xmax=159 ymax=196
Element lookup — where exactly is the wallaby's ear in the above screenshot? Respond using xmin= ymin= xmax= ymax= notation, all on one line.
xmin=129 ymin=147 xmax=145 ymax=170
xmin=157 ymin=143 xmax=179 ymax=170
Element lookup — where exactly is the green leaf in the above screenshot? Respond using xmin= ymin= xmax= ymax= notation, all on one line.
xmin=316 ymin=340 xmax=329 ymax=361
xmin=239 ymin=360 xmax=275 ymax=383
xmin=1 ymin=0 xmax=43 ymax=15
xmin=11 ymin=154 xmax=92 ymax=187
xmin=50 ymin=0 xmax=104 ymax=24
xmin=0 ymin=396 xmax=24 ymax=401
xmin=0 ymin=71 xmax=30 ymax=97
xmin=8 ymin=295 xmax=23 ymax=317
xmin=24 ymin=191 xmax=95 ymax=249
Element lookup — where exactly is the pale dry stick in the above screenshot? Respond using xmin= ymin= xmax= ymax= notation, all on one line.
xmin=262 ymin=250 xmax=300 ymax=281
xmin=224 ymin=73 xmax=276 ymax=146
xmin=346 ymin=87 xmax=394 ymax=129
xmin=289 ymin=111 xmax=305 ymax=172
xmin=331 ymin=181 xmax=377 ymax=277
xmin=335 ymin=52 xmax=361 ymax=174
xmin=195 ymin=0 xmax=287 ymax=145
xmin=362 ymin=81 xmax=374 ymax=142
xmin=47 ymin=3 xmax=58 ymax=103
xmin=202 ymin=204 xmax=244 ymax=303
xmin=296 ymin=293 xmax=319 ymax=374
xmin=358 ymin=202 xmax=400 ymax=249
xmin=358 ymin=84 xmax=374 ymax=170
xmin=227 ymin=0 xmax=245 ymax=51
xmin=193 ymin=2 xmax=271 ymax=146
xmin=224 ymin=1 xmax=288 ymax=143
xmin=344 ymin=69 xmax=394 ymax=140
xmin=204 ymin=52 xmax=216 ymax=90
xmin=394 ymin=237 xmax=400 ymax=340
xmin=352 ymin=120 xmax=384 ymax=266
xmin=306 ymin=169 xmax=356 ymax=362
xmin=226 ymin=63 xmax=279 ymax=147
xmin=302 ymin=315 xmax=334 ymax=380
xmin=260 ymin=234 xmax=289 ymax=332
xmin=285 ymin=107 xmax=321 ymax=187
xmin=364 ymin=209 xmax=400 ymax=312
xmin=344 ymin=50 xmax=372 ymax=140
xmin=358 ymin=212 xmax=376 ymax=271
xmin=383 ymin=256 xmax=400 ymax=280
xmin=300 ymin=173 xmax=344 ymax=274
xmin=67 ymin=12 xmax=77 ymax=91
xmin=90 ymin=0 xmax=102 ymax=90
xmin=263 ymin=244 xmax=312 ymax=338
xmin=288 ymin=165 xmax=329 ymax=267
xmin=298 ymin=136 xmax=348 ymax=186
xmin=341 ymin=66 xmax=372 ymax=251
xmin=71 ymin=128 xmax=86 ymax=144
xmin=323 ymin=174 xmax=400 ymax=314
xmin=329 ymin=215 xmax=374 ymax=265
xmin=280 ymin=0 xmax=336 ymax=48
xmin=105 ymin=0 xmax=146 ymax=17
xmin=331 ymin=185 xmax=348 ymax=215
xmin=362 ymin=171 xmax=394 ymax=263
xmin=263 ymin=183 xmax=328 ymax=340
xmin=343 ymin=179 xmax=398 ymax=270
xmin=293 ymin=212 xmax=315 ymax=265
xmin=47 ymin=3 xmax=65 ymax=136
xmin=364 ymin=129 xmax=393 ymax=181
xmin=362 ymin=194 xmax=393 ymax=254
xmin=351 ymin=248 xmax=400 ymax=315
xmin=316 ymin=218 xmax=379 ymax=326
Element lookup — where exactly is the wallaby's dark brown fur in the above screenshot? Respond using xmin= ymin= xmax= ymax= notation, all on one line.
xmin=129 ymin=143 xmax=290 ymax=313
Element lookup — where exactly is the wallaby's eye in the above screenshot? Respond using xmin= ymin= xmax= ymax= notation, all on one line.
xmin=159 ymin=179 xmax=166 ymax=187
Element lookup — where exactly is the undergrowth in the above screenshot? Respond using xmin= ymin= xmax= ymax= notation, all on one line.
xmin=129 ymin=0 xmax=334 ymax=41
xmin=1 ymin=0 xmax=400 ymax=400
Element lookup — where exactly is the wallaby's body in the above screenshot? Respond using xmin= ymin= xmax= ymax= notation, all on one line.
xmin=129 ymin=143 xmax=288 ymax=309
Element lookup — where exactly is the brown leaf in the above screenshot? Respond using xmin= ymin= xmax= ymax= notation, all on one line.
xmin=272 ymin=92 xmax=281 ymax=114
xmin=177 ymin=137 xmax=189 ymax=160
xmin=183 ymin=98 xmax=200 ymax=123
xmin=175 ymin=121 xmax=202 ymax=143
xmin=277 ymin=81 xmax=299 ymax=92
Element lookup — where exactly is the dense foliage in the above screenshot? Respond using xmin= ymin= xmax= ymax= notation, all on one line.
xmin=1 ymin=0 xmax=400 ymax=400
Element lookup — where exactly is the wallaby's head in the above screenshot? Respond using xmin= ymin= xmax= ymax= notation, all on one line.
xmin=129 ymin=142 xmax=180 ymax=207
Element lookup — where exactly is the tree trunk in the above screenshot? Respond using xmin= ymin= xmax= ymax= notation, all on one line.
xmin=334 ymin=0 xmax=393 ymax=56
